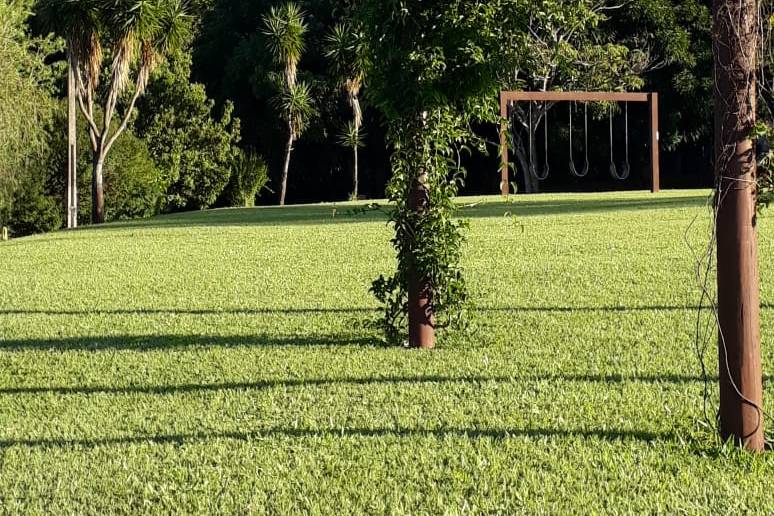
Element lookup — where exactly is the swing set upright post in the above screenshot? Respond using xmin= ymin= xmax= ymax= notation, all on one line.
xmin=499 ymin=91 xmax=660 ymax=195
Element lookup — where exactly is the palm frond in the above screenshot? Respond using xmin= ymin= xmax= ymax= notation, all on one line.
xmin=337 ymin=120 xmax=366 ymax=150
xmin=262 ymin=2 xmax=307 ymax=85
xmin=271 ymin=80 xmax=317 ymax=137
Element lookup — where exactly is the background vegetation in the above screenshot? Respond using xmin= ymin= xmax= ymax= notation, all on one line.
xmin=0 ymin=0 xmax=721 ymax=238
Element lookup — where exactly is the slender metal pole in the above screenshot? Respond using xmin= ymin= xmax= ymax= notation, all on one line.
xmin=713 ymin=0 xmax=764 ymax=451
xmin=67 ymin=54 xmax=78 ymax=229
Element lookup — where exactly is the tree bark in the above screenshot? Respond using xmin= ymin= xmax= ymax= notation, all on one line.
xmin=713 ymin=0 xmax=765 ymax=451
xmin=280 ymin=131 xmax=293 ymax=206
xmin=91 ymin=156 xmax=105 ymax=224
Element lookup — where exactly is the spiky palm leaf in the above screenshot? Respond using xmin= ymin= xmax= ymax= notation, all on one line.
xmin=37 ymin=0 xmax=103 ymax=92
xmin=272 ymin=81 xmax=317 ymax=138
xmin=262 ymin=2 xmax=307 ymax=87
xmin=337 ymin=121 xmax=365 ymax=150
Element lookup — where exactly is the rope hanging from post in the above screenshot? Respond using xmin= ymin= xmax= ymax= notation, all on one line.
xmin=569 ymin=102 xmax=590 ymax=178
xmin=530 ymin=102 xmax=550 ymax=181
xmin=609 ymin=102 xmax=631 ymax=181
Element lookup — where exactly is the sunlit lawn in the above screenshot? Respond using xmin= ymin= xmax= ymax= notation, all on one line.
xmin=0 ymin=189 xmax=772 ymax=513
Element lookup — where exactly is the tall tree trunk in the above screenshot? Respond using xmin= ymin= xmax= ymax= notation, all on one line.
xmin=91 ymin=155 xmax=105 ymax=224
xmin=66 ymin=56 xmax=78 ymax=229
xmin=353 ymin=144 xmax=359 ymax=200
xmin=713 ymin=0 xmax=764 ymax=451
xmin=280 ymin=130 xmax=293 ymax=206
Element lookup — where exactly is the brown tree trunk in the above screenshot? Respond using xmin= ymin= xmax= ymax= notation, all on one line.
xmin=91 ymin=156 xmax=105 ymax=224
xmin=280 ymin=131 xmax=293 ymax=206
xmin=713 ymin=0 xmax=765 ymax=451
xmin=408 ymin=170 xmax=435 ymax=349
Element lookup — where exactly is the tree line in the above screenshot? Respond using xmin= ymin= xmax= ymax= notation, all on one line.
xmin=0 ymin=0 xmax=722 ymax=237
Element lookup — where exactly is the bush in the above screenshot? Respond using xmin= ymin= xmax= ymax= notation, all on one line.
xmin=135 ymin=62 xmax=241 ymax=211
xmin=221 ymin=151 xmax=269 ymax=207
xmin=9 ymin=171 xmax=62 ymax=237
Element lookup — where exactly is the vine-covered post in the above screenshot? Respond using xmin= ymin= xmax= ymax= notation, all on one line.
xmin=408 ymin=169 xmax=435 ymax=349
xmin=713 ymin=0 xmax=764 ymax=451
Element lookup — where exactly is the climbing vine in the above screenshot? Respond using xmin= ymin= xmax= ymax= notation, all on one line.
xmin=370 ymin=108 xmax=489 ymax=344
xmin=356 ymin=0 xmax=504 ymax=345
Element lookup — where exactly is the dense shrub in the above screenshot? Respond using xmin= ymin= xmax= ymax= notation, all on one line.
xmin=9 ymin=170 xmax=62 ymax=237
xmin=135 ymin=62 xmax=241 ymax=211
xmin=221 ymin=151 xmax=269 ymax=207
xmin=0 ymin=0 xmax=58 ymax=231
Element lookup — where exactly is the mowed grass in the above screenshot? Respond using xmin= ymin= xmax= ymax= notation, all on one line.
xmin=0 ymin=189 xmax=773 ymax=514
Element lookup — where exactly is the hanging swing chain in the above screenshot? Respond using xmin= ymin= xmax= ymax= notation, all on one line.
xmin=584 ymin=102 xmax=589 ymax=166
xmin=609 ymin=103 xmax=614 ymax=164
xmin=625 ymin=101 xmax=630 ymax=165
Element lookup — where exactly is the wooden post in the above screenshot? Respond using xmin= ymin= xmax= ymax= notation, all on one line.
xmin=713 ymin=0 xmax=765 ymax=451
xmin=500 ymin=94 xmax=509 ymax=195
xmin=649 ymin=93 xmax=660 ymax=193
xmin=66 ymin=54 xmax=78 ymax=229
xmin=408 ymin=171 xmax=435 ymax=349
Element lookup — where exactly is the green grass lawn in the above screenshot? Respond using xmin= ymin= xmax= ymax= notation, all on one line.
xmin=1 ymin=189 xmax=773 ymax=514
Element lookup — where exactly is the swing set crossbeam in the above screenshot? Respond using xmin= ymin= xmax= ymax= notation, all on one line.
xmin=499 ymin=91 xmax=660 ymax=194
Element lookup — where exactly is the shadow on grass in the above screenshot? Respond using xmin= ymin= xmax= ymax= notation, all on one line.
xmin=72 ymin=192 xmax=708 ymax=231
xmin=0 ymin=372 xmax=726 ymax=397
xmin=3 ymin=303 xmax=771 ymax=318
xmin=0 ymin=333 xmax=376 ymax=352
xmin=0 ymin=426 xmax=674 ymax=450
xmin=0 ymin=307 xmax=377 ymax=317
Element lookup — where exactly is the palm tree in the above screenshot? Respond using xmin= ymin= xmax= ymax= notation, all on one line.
xmin=325 ymin=22 xmax=367 ymax=200
xmin=263 ymin=2 xmax=315 ymax=206
xmin=39 ymin=0 xmax=191 ymax=224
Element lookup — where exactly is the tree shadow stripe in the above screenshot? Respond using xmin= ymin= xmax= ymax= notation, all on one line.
xmin=0 ymin=426 xmax=675 ymax=450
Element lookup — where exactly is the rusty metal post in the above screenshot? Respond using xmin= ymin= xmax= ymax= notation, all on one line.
xmin=713 ymin=0 xmax=765 ymax=451
xmin=408 ymin=170 xmax=435 ymax=349
xmin=500 ymin=94 xmax=510 ymax=195
xmin=649 ymin=93 xmax=660 ymax=193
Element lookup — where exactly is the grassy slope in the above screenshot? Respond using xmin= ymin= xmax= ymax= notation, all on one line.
xmin=0 ymin=190 xmax=772 ymax=514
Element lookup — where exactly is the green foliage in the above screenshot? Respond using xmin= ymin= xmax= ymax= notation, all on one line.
xmin=337 ymin=121 xmax=365 ymax=150
xmin=9 ymin=169 xmax=62 ymax=237
xmin=44 ymin=108 xmax=164 ymax=223
xmin=271 ymin=81 xmax=317 ymax=137
xmin=263 ymin=2 xmax=316 ymax=141
xmin=1 ymin=191 xmax=774 ymax=511
xmin=135 ymin=63 xmax=241 ymax=211
xmin=359 ymin=0 xmax=503 ymax=343
xmin=101 ymin=131 xmax=164 ymax=220
xmin=222 ymin=150 xmax=269 ymax=207
xmin=0 ymin=0 xmax=58 ymax=228
xmin=262 ymin=2 xmax=307 ymax=73
xmin=752 ymin=121 xmax=774 ymax=212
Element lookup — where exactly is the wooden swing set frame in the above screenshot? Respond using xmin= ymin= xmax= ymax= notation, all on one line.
xmin=498 ymin=91 xmax=661 ymax=194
